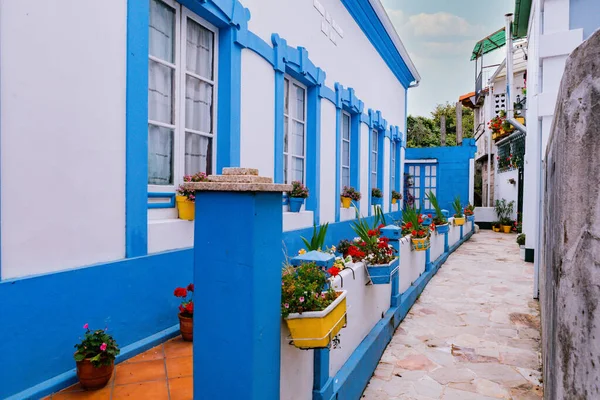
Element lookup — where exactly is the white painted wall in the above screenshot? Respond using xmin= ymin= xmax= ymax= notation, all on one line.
xmin=382 ymin=138 xmax=391 ymax=213
xmin=359 ymin=124 xmax=370 ymax=212
xmin=0 ymin=0 xmax=126 ymax=279
xmin=240 ymin=49 xmax=275 ymax=178
xmin=495 ymin=169 xmax=519 ymax=221
xmin=320 ymin=101 xmax=337 ymax=224
xmin=280 ymin=324 xmax=314 ymax=400
xmin=430 ymin=230 xmax=445 ymax=263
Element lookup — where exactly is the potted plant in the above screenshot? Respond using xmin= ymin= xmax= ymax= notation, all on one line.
xmin=465 ymin=203 xmax=475 ymax=222
xmin=391 ymin=190 xmax=402 ymax=204
xmin=489 ymin=110 xmax=512 ymax=141
xmin=371 ymin=188 xmax=383 ymax=206
xmin=341 ymin=186 xmax=361 ymax=208
xmin=492 ymin=221 xmax=502 ymax=232
xmin=494 ymin=199 xmax=515 ymax=233
xmin=350 ymin=215 xmax=397 ymax=284
xmin=452 ymin=196 xmax=465 ymax=226
xmin=517 ymin=233 xmax=526 ymax=259
xmin=402 ymin=207 xmax=430 ymax=251
xmin=174 ymin=284 xmax=194 ymax=341
xmin=74 ymin=324 xmax=120 ymax=389
xmin=176 ymin=172 xmax=208 ymax=221
xmin=289 ymin=181 xmax=309 ymax=212
xmin=426 ymin=191 xmax=448 ymax=233
xmin=282 ymin=262 xmax=347 ymax=349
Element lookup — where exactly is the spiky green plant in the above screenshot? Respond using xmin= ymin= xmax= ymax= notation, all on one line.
xmin=426 ymin=191 xmax=447 ymax=225
xmin=301 ymin=222 xmax=329 ymax=251
xmin=452 ymin=196 xmax=464 ymax=218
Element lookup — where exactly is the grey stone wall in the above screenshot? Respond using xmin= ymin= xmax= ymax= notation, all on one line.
xmin=543 ymin=30 xmax=600 ymax=399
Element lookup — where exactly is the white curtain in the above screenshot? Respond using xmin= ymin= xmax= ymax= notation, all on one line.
xmin=184 ymin=132 xmax=211 ymax=175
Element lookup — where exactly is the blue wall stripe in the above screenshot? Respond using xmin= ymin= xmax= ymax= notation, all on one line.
xmin=125 ymin=0 xmax=149 ymax=258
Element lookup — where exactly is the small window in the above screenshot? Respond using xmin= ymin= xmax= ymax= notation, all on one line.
xmin=371 ymin=129 xmax=378 ymax=189
xmin=148 ymin=0 xmax=217 ymax=187
xmin=283 ymin=76 xmax=307 ymax=184
xmin=341 ymin=112 xmax=351 ymax=188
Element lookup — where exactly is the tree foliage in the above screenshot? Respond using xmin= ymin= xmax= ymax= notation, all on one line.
xmin=407 ymin=102 xmax=474 ymax=148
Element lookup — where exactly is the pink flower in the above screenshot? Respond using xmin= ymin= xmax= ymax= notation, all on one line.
xmin=83 ymin=323 xmax=89 ymax=330
xmin=100 ymin=343 xmax=107 ymax=352
xmin=299 ymin=296 xmax=305 ymax=303
xmin=284 ymin=303 xmax=289 ymax=309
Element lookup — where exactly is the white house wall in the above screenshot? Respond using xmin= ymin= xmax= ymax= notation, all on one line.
xmin=0 ymin=0 xmax=127 ymax=279
xmin=320 ymin=101 xmax=337 ymax=224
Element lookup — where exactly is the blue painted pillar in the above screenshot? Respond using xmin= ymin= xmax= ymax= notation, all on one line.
xmin=444 ymin=231 xmax=449 ymax=253
xmin=381 ymin=225 xmax=402 ymax=306
xmin=425 ymin=247 xmax=432 ymax=272
xmin=191 ymin=168 xmax=290 ymax=400
xmin=460 ymin=225 xmax=464 ymax=240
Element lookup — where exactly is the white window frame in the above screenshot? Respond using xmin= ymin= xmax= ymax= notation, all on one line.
xmin=283 ymin=76 xmax=307 ymax=185
xmin=391 ymin=141 xmax=396 ymax=191
xmin=148 ymin=0 xmax=219 ymax=194
xmin=341 ymin=111 xmax=351 ymax=189
xmin=371 ymin=128 xmax=378 ymax=189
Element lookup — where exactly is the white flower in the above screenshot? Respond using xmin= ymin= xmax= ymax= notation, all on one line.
xmin=353 ymin=237 xmax=361 ymax=242
xmin=331 ymin=245 xmax=336 ymax=252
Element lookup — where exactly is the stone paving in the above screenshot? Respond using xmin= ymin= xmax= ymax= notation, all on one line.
xmin=363 ymin=230 xmax=543 ymax=400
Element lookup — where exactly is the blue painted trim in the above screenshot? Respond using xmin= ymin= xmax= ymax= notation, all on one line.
xmin=313 ymin=348 xmax=333 ymax=400
xmin=125 ymin=0 xmax=149 ymax=258
xmin=306 ymin=87 xmax=322 ymax=224
xmin=340 ymin=0 xmax=416 ymax=88
xmin=322 ymin=230 xmax=474 ymax=400
xmin=148 ymin=192 xmax=176 ymax=209
xmin=367 ymin=258 xmax=399 ymax=284
xmin=274 ymin=71 xmax=285 ymax=183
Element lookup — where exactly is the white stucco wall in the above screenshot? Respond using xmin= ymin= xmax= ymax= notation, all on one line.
xmin=495 ymin=169 xmax=519 ymax=221
xmin=430 ymin=230 xmax=445 ymax=263
xmin=320 ymin=101 xmax=337 ymax=224
xmin=0 ymin=0 xmax=126 ymax=279
xmin=359 ymin=123 xmax=370 ymax=213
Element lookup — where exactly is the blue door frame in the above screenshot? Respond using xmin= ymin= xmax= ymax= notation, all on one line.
xmin=405 ymin=162 xmax=437 ymax=213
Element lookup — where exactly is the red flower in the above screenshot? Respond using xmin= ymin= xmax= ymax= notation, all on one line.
xmin=380 ymin=237 xmax=390 ymax=243
xmin=418 ymin=217 xmax=423 ymax=223
xmin=411 ymin=230 xmax=417 ymax=236
xmin=174 ymin=288 xmax=188 ymax=298
xmin=367 ymin=229 xmax=378 ymax=237
xmin=179 ymin=305 xmax=185 ymax=314
xmin=406 ymin=222 xmax=412 ymax=228
xmin=185 ymin=302 xmax=194 ymax=314
xmin=187 ymin=283 xmax=194 ymax=292
xmin=430 ymin=224 xmax=436 ymax=231
xmin=378 ymin=241 xmax=387 ymax=249
xmin=427 ymin=214 xmax=432 ymax=218
xmin=418 ymin=230 xmax=424 ymax=236
xmin=328 ymin=266 xmax=341 ymax=277
xmin=348 ymin=246 xmax=365 ymax=259
xmin=378 ymin=224 xmax=385 ymax=229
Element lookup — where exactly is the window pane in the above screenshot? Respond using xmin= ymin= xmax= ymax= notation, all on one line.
xmin=425 ymin=177 xmax=430 ymax=187
xmin=284 ymin=116 xmax=289 ymax=153
xmin=342 ymin=141 xmax=350 ymax=166
xmin=292 ymin=156 xmax=304 ymax=183
xmin=149 ymin=0 xmax=175 ymax=63
xmin=284 ymin=154 xmax=288 ymax=184
xmin=372 ymin=131 xmax=378 ymax=151
xmin=432 ymin=177 xmax=436 ymax=187
xmin=292 ymin=121 xmax=305 ymax=157
xmin=186 ymin=18 xmax=214 ymax=79
xmin=148 ymin=124 xmax=174 ymax=185
xmin=371 ymin=152 xmax=377 ymax=172
xmin=185 ymin=132 xmax=212 ymax=175
xmin=185 ymin=75 xmax=213 ymax=133
xmin=342 ymin=114 xmax=350 ymax=140
xmin=148 ymin=60 xmax=174 ymax=124
xmin=371 ymin=172 xmax=377 ymax=185
xmin=284 ymin=79 xmax=289 ymax=115
xmin=342 ymin=167 xmax=350 ymax=188
xmin=294 ymin=84 xmax=305 ymax=121
xmin=425 ymin=165 xmax=430 ymax=175
xmin=432 ymin=165 xmax=437 ymax=175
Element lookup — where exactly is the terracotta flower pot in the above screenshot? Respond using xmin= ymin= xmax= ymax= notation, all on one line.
xmin=179 ymin=313 xmax=193 ymax=342
xmin=76 ymin=359 xmax=114 ymax=389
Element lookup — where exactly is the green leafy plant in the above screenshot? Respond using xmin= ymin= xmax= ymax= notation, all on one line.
xmin=452 ymin=196 xmax=464 ymax=218
xmin=516 ymin=233 xmax=526 ymax=246
xmin=401 ymin=206 xmax=429 ymax=238
xmin=464 ymin=203 xmax=475 ymax=216
xmin=74 ymin=324 xmax=120 ymax=367
xmin=371 ymin=188 xmax=383 ymax=198
xmin=301 ymin=223 xmax=329 ymax=251
xmin=391 ymin=190 xmax=402 ymax=200
xmin=289 ymin=181 xmax=309 ymax=198
xmin=494 ymin=199 xmax=515 ymax=225
xmin=426 ymin=191 xmax=447 ymax=225
xmin=281 ymin=262 xmax=338 ymax=318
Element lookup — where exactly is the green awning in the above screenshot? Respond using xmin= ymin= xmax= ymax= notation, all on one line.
xmin=513 ymin=0 xmax=533 ymax=38
xmin=471 ymin=28 xmax=506 ymax=60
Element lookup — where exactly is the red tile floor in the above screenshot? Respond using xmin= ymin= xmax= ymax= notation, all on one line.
xmin=44 ymin=336 xmax=192 ymax=399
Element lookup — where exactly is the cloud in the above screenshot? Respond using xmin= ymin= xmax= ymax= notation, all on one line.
xmin=406 ymin=12 xmax=484 ymax=38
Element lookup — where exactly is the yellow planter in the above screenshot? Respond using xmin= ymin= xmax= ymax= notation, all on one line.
xmin=516 ymin=116 xmax=526 ymax=125
xmin=341 ymin=197 xmax=352 ymax=208
xmin=176 ymin=196 xmax=195 ymax=221
xmin=492 ymin=226 xmax=501 ymax=232
xmin=285 ymin=291 xmax=347 ymax=349
xmin=502 ymin=225 xmax=512 ymax=233
xmin=392 ymin=198 xmax=397 ymax=204
xmin=454 ymin=217 xmax=466 ymax=226
xmin=411 ymin=237 xmax=430 ymax=252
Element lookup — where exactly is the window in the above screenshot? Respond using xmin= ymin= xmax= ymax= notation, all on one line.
xmin=283 ymin=77 xmax=306 ymax=184
xmin=341 ymin=112 xmax=351 ymax=188
xmin=391 ymin=141 xmax=396 ymax=191
xmin=370 ymin=129 xmax=378 ymax=188
xmin=423 ymin=164 xmax=437 ymax=209
xmin=148 ymin=0 xmax=217 ymax=187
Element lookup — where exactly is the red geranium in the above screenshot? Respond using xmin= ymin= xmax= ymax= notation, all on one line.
xmin=411 ymin=230 xmax=417 ymax=236
xmin=174 ymin=287 xmax=188 ymax=298
xmin=367 ymin=229 xmax=378 ymax=237
xmin=427 ymin=214 xmax=432 ymax=218
xmin=327 ymin=266 xmax=341 ymax=277
xmin=348 ymin=245 xmax=366 ymax=260
xmin=406 ymin=222 xmax=412 ymax=228
xmin=185 ymin=302 xmax=194 ymax=314
xmin=187 ymin=283 xmax=194 ymax=292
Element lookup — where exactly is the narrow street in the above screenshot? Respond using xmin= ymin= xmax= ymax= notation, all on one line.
xmin=363 ymin=230 xmax=543 ymax=400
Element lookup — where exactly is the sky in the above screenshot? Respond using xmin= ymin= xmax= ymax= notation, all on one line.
xmin=381 ymin=0 xmax=514 ymax=117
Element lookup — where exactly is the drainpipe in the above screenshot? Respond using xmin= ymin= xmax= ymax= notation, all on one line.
xmin=505 ymin=13 xmax=527 ymax=134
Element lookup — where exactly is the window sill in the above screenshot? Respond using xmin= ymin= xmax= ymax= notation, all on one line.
xmin=340 ymin=207 xmax=356 ymax=222
xmin=283 ymin=211 xmax=314 ymax=232
xmin=148 ymin=218 xmax=194 ymax=254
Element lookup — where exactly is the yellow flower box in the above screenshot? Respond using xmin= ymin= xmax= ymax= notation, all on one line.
xmin=453 ymin=217 xmax=466 ymax=226
xmin=176 ymin=196 xmax=195 ymax=221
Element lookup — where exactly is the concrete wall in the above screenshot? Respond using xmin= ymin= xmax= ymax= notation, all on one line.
xmin=542 ymin=30 xmax=600 ymax=399
xmin=405 ymin=140 xmax=477 ymax=212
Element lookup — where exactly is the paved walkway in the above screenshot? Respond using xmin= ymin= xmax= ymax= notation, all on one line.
xmin=363 ymin=230 xmax=542 ymax=400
